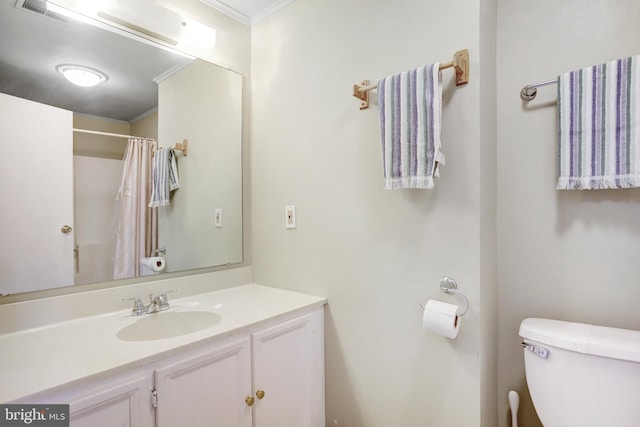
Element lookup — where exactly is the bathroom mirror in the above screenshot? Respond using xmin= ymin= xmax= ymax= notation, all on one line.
xmin=0 ymin=0 xmax=243 ymax=297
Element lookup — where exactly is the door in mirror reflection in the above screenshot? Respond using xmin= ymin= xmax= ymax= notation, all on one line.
xmin=0 ymin=93 xmax=74 ymax=295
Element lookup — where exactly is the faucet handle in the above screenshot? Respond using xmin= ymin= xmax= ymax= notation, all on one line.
xmin=158 ymin=289 xmax=177 ymax=302
xmin=123 ymin=297 xmax=146 ymax=316
xmin=153 ymin=289 xmax=177 ymax=311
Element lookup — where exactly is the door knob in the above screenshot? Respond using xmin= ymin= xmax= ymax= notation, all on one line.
xmin=256 ymin=390 xmax=265 ymax=400
xmin=60 ymin=225 xmax=73 ymax=234
xmin=245 ymin=396 xmax=255 ymax=406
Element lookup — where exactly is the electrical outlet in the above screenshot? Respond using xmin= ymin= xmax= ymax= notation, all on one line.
xmin=215 ymin=208 xmax=222 ymax=228
xmin=285 ymin=205 xmax=296 ymax=229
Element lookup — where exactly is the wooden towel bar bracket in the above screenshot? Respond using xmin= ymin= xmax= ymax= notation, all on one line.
xmin=352 ymin=79 xmax=371 ymax=110
xmin=353 ymin=48 xmax=469 ymax=110
xmin=175 ymin=139 xmax=188 ymax=156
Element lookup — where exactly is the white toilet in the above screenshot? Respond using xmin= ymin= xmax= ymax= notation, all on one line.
xmin=519 ymin=318 xmax=640 ymax=427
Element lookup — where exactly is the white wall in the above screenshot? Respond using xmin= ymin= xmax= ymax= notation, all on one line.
xmin=479 ymin=0 xmax=498 ymax=425
xmin=497 ymin=1 xmax=640 ymax=425
xmin=251 ymin=0 xmax=496 ymax=425
xmin=158 ymin=60 xmax=243 ymax=271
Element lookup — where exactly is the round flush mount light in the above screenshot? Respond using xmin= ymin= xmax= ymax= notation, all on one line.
xmin=56 ymin=64 xmax=108 ymax=88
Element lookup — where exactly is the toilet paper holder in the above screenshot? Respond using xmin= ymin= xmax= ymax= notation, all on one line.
xmin=440 ymin=276 xmax=469 ymax=316
xmin=439 ymin=276 xmax=469 ymax=316
xmin=420 ymin=276 xmax=469 ymax=316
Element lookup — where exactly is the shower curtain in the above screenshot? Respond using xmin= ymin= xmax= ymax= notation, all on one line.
xmin=113 ymin=138 xmax=158 ymax=280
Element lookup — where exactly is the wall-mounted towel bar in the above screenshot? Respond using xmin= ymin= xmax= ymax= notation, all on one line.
xmin=153 ymin=139 xmax=188 ymax=157
xmin=520 ymin=78 xmax=557 ymax=101
xmin=353 ymin=49 xmax=470 ymax=110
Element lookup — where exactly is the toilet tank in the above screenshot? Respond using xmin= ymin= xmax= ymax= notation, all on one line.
xmin=519 ymin=318 xmax=640 ymax=427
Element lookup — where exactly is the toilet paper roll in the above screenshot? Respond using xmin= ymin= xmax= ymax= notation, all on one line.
xmin=422 ymin=299 xmax=461 ymax=339
xmin=140 ymin=257 xmax=166 ymax=275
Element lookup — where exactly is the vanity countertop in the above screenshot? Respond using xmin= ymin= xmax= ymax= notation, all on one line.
xmin=0 ymin=284 xmax=326 ymax=403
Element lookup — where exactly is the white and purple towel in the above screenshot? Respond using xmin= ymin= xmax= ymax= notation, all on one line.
xmin=149 ymin=148 xmax=180 ymax=207
xmin=378 ymin=63 xmax=444 ymax=189
xmin=557 ymin=55 xmax=640 ymax=190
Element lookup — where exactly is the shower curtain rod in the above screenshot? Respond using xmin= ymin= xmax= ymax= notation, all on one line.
xmin=73 ymin=129 xmax=189 ymax=155
xmin=73 ymin=128 xmax=155 ymax=140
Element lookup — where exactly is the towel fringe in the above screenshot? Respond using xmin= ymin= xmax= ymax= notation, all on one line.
xmin=557 ymin=174 xmax=640 ymax=190
xmin=384 ymin=176 xmax=435 ymax=190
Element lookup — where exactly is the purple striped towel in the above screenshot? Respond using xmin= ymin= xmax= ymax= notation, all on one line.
xmin=557 ymin=55 xmax=640 ymax=190
xmin=378 ymin=63 xmax=444 ymax=189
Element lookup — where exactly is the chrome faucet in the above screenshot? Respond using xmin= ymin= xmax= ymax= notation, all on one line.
xmin=123 ymin=289 xmax=176 ymax=316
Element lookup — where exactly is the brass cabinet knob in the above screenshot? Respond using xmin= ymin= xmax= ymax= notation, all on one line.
xmin=245 ymin=396 xmax=255 ymax=406
xmin=61 ymin=225 xmax=73 ymax=234
xmin=256 ymin=390 xmax=265 ymax=400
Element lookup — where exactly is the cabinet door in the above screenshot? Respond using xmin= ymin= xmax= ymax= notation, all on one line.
xmin=66 ymin=371 xmax=154 ymax=427
xmin=155 ymin=336 xmax=252 ymax=427
xmin=251 ymin=309 xmax=325 ymax=427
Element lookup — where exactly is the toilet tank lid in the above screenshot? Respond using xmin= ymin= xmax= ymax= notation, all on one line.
xmin=519 ymin=318 xmax=640 ymax=363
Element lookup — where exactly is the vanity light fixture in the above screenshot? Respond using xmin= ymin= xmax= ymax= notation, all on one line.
xmin=97 ymin=12 xmax=179 ymax=47
xmin=56 ymin=64 xmax=108 ymax=87
xmin=180 ymin=17 xmax=216 ymax=51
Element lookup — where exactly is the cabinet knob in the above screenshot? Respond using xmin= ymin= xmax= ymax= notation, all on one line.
xmin=245 ymin=396 xmax=255 ymax=407
xmin=61 ymin=225 xmax=73 ymax=234
xmin=256 ymin=390 xmax=265 ymax=400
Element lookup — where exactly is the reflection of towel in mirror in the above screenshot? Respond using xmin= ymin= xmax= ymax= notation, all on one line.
xmin=168 ymin=149 xmax=180 ymax=192
xmin=149 ymin=148 xmax=180 ymax=207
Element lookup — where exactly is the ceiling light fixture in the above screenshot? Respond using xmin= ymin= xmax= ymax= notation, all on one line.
xmin=56 ymin=64 xmax=108 ymax=88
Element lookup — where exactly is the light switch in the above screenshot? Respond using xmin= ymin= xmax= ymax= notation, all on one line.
xmin=215 ymin=208 xmax=222 ymax=228
xmin=285 ymin=205 xmax=296 ymax=229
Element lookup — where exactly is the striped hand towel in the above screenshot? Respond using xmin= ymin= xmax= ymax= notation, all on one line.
xmin=168 ymin=149 xmax=180 ymax=192
xmin=378 ymin=63 xmax=444 ymax=189
xmin=557 ymin=55 xmax=640 ymax=190
xmin=149 ymin=148 xmax=180 ymax=207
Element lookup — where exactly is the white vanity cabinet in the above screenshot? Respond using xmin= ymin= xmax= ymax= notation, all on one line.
xmin=154 ymin=336 xmax=253 ymax=427
xmin=33 ymin=307 xmax=324 ymax=427
xmin=41 ymin=369 xmax=155 ymax=427
xmin=251 ymin=311 xmax=325 ymax=427
xmin=155 ymin=308 xmax=325 ymax=427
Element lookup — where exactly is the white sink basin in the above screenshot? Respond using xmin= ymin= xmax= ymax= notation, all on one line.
xmin=117 ymin=311 xmax=221 ymax=342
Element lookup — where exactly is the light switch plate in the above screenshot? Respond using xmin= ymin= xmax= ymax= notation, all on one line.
xmin=215 ymin=208 xmax=222 ymax=228
xmin=285 ymin=205 xmax=296 ymax=229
